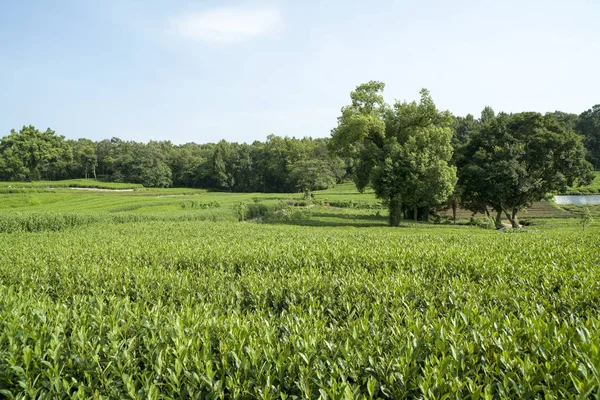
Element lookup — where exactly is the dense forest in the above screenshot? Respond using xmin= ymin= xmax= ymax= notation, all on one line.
xmin=0 ymin=130 xmax=346 ymax=194
xmin=1 ymin=83 xmax=598 ymax=226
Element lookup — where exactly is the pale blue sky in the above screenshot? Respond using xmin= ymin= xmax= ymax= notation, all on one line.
xmin=1 ymin=0 xmax=599 ymax=144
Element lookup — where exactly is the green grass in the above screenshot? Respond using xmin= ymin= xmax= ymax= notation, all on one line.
xmin=0 ymin=179 xmax=599 ymax=398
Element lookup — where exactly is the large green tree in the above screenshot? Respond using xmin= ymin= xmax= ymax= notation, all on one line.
xmin=446 ymin=113 xmax=481 ymax=222
xmin=330 ymin=82 xmax=456 ymax=226
xmin=71 ymin=138 xmax=98 ymax=179
xmin=0 ymin=125 xmax=70 ymax=181
xmin=210 ymin=140 xmax=236 ymax=191
xmin=290 ymin=158 xmax=337 ymax=196
xmin=459 ymin=112 xmax=593 ymax=228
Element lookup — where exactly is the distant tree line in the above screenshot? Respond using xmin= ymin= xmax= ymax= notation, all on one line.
xmin=1 ymin=83 xmax=598 ymax=226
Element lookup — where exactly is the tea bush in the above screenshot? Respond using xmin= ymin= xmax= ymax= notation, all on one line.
xmin=0 ymin=221 xmax=599 ymax=398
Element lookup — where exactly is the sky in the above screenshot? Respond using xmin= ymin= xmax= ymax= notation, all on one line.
xmin=1 ymin=0 xmax=599 ymax=144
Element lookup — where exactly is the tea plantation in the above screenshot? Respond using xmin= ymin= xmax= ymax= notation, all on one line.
xmin=0 ymin=183 xmax=598 ymax=398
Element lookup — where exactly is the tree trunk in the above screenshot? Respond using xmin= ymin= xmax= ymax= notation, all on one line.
xmin=413 ymin=206 xmax=418 ymax=221
xmin=31 ymin=165 xmax=40 ymax=181
xmin=92 ymin=165 xmax=97 ymax=180
xmin=503 ymin=209 xmax=520 ymax=229
xmin=511 ymin=208 xmax=519 ymax=228
xmin=452 ymin=199 xmax=457 ymax=224
xmin=388 ymin=198 xmax=402 ymax=227
xmin=495 ymin=210 xmax=503 ymax=229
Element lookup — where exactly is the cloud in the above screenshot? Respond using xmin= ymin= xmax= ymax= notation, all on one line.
xmin=168 ymin=6 xmax=282 ymax=44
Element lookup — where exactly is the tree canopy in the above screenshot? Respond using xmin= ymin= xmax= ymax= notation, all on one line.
xmin=458 ymin=112 xmax=593 ymax=227
xmin=331 ymin=83 xmax=456 ymax=225
xmin=576 ymin=105 xmax=600 ymax=169
xmin=0 ymin=128 xmax=347 ymax=193
xmin=0 ymin=126 xmax=71 ymax=181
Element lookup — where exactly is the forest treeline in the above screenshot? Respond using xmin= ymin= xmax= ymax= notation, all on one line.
xmin=1 ymin=82 xmax=599 ymax=226
xmin=0 ymin=132 xmax=346 ymax=193
xmin=1 ymin=107 xmax=598 ymax=190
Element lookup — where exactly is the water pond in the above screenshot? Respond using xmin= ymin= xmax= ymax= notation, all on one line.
xmin=554 ymin=195 xmax=600 ymax=205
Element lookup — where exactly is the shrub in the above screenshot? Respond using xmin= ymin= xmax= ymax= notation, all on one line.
xmin=180 ymin=201 xmax=221 ymax=209
xmin=469 ymin=215 xmax=496 ymax=229
xmin=245 ymin=203 xmax=270 ymax=220
xmin=234 ymin=202 xmax=248 ymax=221
xmin=327 ymin=200 xmax=383 ymax=209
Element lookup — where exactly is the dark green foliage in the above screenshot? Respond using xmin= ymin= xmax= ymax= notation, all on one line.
xmin=289 ymin=158 xmax=338 ymax=195
xmin=458 ymin=112 xmax=593 ymax=228
xmin=0 ymin=130 xmax=348 ymax=191
xmin=576 ymin=105 xmax=600 ymax=169
xmin=0 ymin=126 xmax=72 ymax=181
xmin=564 ymin=171 xmax=600 ymax=194
xmin=70 ymin=138 xmax=97 ymax=179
